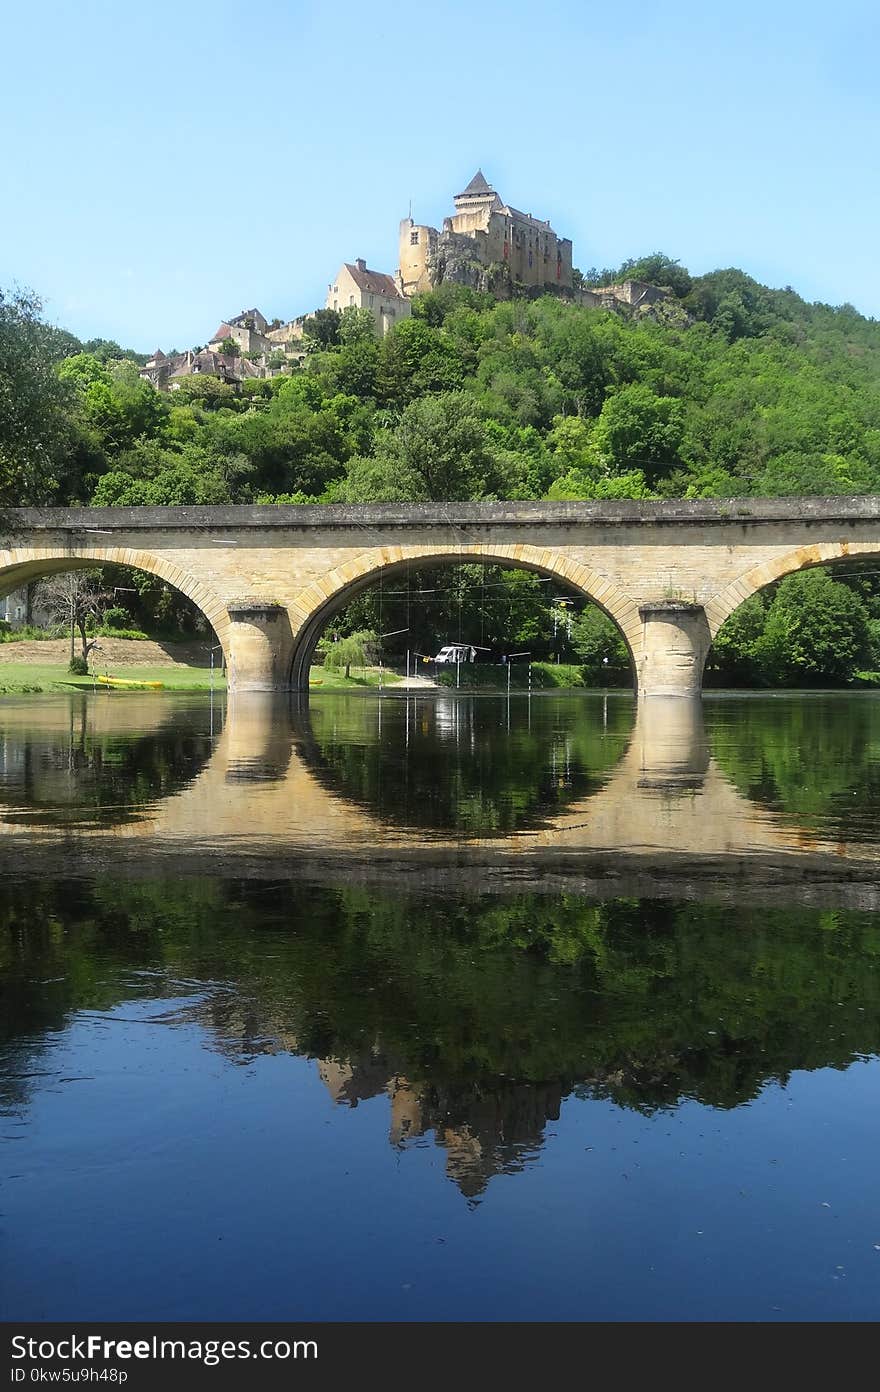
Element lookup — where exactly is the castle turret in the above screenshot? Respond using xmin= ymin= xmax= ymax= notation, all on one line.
xmin=453 ymin=169 xmax=502 ymax=216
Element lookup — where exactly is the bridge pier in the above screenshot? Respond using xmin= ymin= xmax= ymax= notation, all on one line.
xmin=637 ymin=602 xmax=711 ymax=699
xmin=226 ymin=601 xmax=294 ymax=693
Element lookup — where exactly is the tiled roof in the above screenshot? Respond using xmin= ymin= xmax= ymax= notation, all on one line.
xmin=343 ymin=264 xmax=403 ymax=299
xmin=169 ymin=349 xmax=240 ymax=379
xmin=505 ymin=206 xmax=554 ymax=231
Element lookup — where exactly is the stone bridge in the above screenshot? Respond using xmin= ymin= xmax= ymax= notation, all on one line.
xmin=2 ymin=497 xmax=880 ymax=696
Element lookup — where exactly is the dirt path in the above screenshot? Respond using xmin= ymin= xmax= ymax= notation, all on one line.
xmin=393 ymin=674 xmax=438 ymax=689
xmin=0 ymin=638 xmax=212 ymax=668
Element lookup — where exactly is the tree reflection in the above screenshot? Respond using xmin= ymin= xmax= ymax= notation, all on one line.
xmin=707 ymin=694 xmax=880 ymax=838
xmin=3 ymin=875 xmax=879 ymax=1197
xmin=0 ymin=695 xmax=216 ymax=828
xmin=299 ymin=692 xmax=634 ymax=834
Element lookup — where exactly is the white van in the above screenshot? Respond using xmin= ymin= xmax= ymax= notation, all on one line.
xmin=433 ymin=644 xmax=478 ymax=664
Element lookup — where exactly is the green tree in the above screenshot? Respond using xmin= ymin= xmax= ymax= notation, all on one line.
xmin=707 ymin=593 xmax=767 ymax=685
xmin=378 ymin=317 xmax=466 ymax=406
xmin=755 ymin=569 xmax=872 ymax=685
xmin=304 ymin=309 xmax=342 ymax=348
xmin=0 ymin=287 xmax=73 ymax=504
xmin=570 ymin=605 xmax=631 ymax=680
xmin=90 ymin=441 xmax=250 ymax=506
xmin=323 ymin=629 xmax=377 ymax=678
xmin=615 ymin=254 xmax=693 ymax=297
xmin=592 ymin=383 xmax=684 ymax=484
xmin=339 ymin=306 xmax=377 ymax=344
xmin=343 ymin=392 xmax=498 ymax=502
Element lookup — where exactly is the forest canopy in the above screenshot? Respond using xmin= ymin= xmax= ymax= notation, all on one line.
xmin=4 ymin=262 xmax=880 ymax=510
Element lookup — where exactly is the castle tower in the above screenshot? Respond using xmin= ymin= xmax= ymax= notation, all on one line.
xmin=452 ymin=169 xmax=502 ymax=217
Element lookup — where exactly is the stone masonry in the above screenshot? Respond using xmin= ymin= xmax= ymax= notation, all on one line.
xmin=2 ymin=498 xmax=880 ymax=696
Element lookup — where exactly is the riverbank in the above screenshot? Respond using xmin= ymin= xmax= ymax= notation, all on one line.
xmin=0 ymin=638 xmax=405 ymax=693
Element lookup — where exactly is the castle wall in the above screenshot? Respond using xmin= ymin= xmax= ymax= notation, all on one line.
xmin=399 ymin=187 xmax=573 ymax=299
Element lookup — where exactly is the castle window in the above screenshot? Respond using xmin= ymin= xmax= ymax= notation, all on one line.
xmin=410 ymin=230 xmax=419 ymax=245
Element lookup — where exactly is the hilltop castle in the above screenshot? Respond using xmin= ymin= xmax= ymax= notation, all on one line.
xmin=133 ymin=170 xmax=672 ymax=399
xmin=398 ymin=169 xmax=573 ymax=299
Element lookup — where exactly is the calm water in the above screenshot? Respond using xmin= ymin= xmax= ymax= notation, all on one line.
xmin=1 ymin=690 xmax=879 ymax=1321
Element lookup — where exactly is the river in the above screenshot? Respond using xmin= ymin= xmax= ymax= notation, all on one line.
xmin=1 ymin=690 xmax=879 ymax=1321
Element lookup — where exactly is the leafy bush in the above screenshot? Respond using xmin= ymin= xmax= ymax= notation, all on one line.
xmin=102 ymin=605 xmax=130 ymax=630
xmin=93 ymin=625 xmax=149 ymax=640
xmin=68 ymin=655 xmax=89 ymax=675
xmin=436 ymin=663 xmax=529 ymax=689
xmin=0 ymin=623 xmax=66 ymax=642
xmin=530 ymin=662 xmax=587 ymax=688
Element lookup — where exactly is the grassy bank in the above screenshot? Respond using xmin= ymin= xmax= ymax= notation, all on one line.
xmin=0 ymin=661 xmax=402 ymax=694
xmin=309 ymin=667 xmax=401 ymax=690
xmin=435 ymin=661 xmax=630 ymax=691
xmin=0 ymin=662 xmax=226 ymax=693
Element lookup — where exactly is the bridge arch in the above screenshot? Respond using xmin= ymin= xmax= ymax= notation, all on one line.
xmin=286 ymin=543 xmax=641 ymax=689
xmin=705 ymin=538 xmax=880 ymax=638
xmin=0 ymin=544 xmax=231 ymax=658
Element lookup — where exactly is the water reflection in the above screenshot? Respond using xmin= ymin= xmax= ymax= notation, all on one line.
xmin=3 ymin=691 xmax=880 ymax=1320
xmin=3 ymin=876 xmax=880 ymax=1201
xmin=0 ymin=691 xmax=879 ymax=883
xmin=0 ymin=694 xmax=214 ymax=828
xmin=706 ymin=693 xmax=880 ymax=843
xmin=298 ymin=690 xmax=633 ymax=834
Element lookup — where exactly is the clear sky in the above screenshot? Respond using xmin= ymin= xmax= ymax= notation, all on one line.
xmin=3 ymin=0 xmax=879 ymax=349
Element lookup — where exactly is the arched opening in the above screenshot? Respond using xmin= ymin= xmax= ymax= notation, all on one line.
xmin=288 ymin=551 xmax=638 ymax=692
xmin=0 ymin=547 xmax=230 ymax=689
xmin=288 ymin=679 xmax=636 ymax=835
xmin=705 ymin=544 xmax=880 ymax=691
xmin=704 ymin=544 xmax=880 ymax=834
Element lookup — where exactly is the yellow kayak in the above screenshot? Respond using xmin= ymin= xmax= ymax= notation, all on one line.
xmin=97 ymin=675 xmax=165 ymax=690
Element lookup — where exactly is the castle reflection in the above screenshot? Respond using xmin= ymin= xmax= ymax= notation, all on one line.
xmin=4 ymin=872 xmax=880 ymax=1200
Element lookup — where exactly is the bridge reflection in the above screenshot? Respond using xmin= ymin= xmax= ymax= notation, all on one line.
xmin=0 ymin=690 xmax=878 ymax=898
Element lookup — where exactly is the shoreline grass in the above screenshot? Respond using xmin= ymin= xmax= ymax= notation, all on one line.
xmin=0 ymin=661 xmax=403 ymax=695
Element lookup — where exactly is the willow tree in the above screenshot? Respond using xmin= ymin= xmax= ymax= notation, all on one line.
xmin=323 ymin=630 xmax=377 ymax=679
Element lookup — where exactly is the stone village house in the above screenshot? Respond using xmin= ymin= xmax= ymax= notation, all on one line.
xmin=325 ymin=260 xmax=411 ymax=335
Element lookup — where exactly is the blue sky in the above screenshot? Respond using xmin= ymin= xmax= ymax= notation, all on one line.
xmin=3 ymin=0 xmax=879 ymax=349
